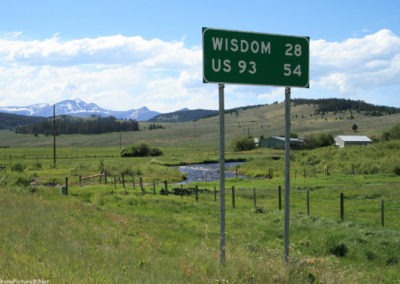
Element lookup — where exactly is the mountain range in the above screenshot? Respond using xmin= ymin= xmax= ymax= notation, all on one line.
xmin=0 ymin=99 xmax=160 ymax=121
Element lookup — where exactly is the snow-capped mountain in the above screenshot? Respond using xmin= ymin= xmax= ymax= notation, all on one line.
xmin=0 ymin=99 xmax=160 ymax=121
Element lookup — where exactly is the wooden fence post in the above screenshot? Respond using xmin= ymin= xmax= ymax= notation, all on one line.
xmin=65 ymin=177 xmax=69 ymax=195
xmin=195 ymin=185 xmax=199 ymax=202
xmin=122 ymin=174 xmax=126 ymax=189
xmin=278 ymin=185 xmax=282 ymax=210
xmin=164 ymin=180 xmax=168 ymax=195
xmin=153 ymin=180 xmax=156 ymax=195
xmin=139 ymin=177 xmax=144 ymax=193
xmin=214 ymin=185 xmax=217 ymax=202
xmin=231 ymin=186 xmax=235 ymax=208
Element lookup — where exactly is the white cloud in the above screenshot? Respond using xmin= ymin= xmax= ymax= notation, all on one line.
xmin=0 ymin=29 xmax=400 ymax=112
xmin=311 ymin=29 xmax=400 ymax=95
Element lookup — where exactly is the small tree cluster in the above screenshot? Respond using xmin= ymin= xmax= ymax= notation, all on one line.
xmin=231 ymin=136 xmax=256 ymax=152
xmin=304 ymin=132 xmax=335 ymax=149
xmin=120 ymin=143 xmax=162 ymax=157
xmin=382 ymin=124 xmax=400 ymax=141
xmin=148 ymin=123 xmax=165 ymax=130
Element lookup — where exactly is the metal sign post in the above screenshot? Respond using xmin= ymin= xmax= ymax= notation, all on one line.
xmin=284 ymin=87 xmax=291 ymax=262
xmin=218 ymin=83 xmax=226 ymax=264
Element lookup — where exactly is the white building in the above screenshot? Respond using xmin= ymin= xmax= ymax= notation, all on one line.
xmin=335 ymin=135 xmax=372 ymax=148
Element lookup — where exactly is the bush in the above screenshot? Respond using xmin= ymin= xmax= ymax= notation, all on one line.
xmin=11 ymin=162 xmax=26 ymax=173
xmin=231 ymin=136 xmax=256 ymax=152
xmin=329 ymin=243 xmax=349 ymax=257
xmin=121 ymin=143 xmax=163 ymax=157
xmin=382 ymin=124 xmax=400 ymax=141
xmin=304 ymin=132 xmax=335 ymax=149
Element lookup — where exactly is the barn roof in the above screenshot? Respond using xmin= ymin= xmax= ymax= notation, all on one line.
xmin=272 ymin=136 xmax=304 ymax=143
xmin=335 ymin=135 xmax=372 ymax=142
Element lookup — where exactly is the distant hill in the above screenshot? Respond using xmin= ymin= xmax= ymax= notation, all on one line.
xmin=292 ymin=98 xmax=400 ymax=116
xmin=2 ymin=98 xmax=400 ymax=133
xmin=3 ymin=98 xmax=400 ymax=148
xmin=149 ymin=109 xmax=218 ymax=122
xmin=0 ymin=112 xmax=46 ymax=130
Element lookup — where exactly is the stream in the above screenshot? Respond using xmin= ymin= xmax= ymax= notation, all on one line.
xmin=178 ymin=162 xmax=244 ymax=183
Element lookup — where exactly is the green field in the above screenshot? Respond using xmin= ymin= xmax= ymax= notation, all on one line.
xmin=0 ymin=103 xmax=400 ymax=283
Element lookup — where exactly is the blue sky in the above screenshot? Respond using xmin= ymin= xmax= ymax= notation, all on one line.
xmin=0 ymin=0 xmax=399 ymax=112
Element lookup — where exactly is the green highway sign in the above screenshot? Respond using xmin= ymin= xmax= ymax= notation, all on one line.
xmin=202 ymin=27 xmax=309 ymax=87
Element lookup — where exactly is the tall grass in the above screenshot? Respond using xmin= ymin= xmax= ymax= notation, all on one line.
xmin=0 ymin=176 xmax=399 ymax=283
xmin=0 ymin=137 xmax=400 ymax=282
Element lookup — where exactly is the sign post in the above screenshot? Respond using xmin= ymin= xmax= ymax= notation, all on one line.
xmin=203 ymin=27 xmax=309 ymax=264
xmin=218 ymin=83 xmax=226 ymax=264
xmin=284 ymin=87 xmax=291 ymax=262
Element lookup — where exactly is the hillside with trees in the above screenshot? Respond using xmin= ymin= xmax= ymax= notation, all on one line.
xmin=15 ymin=115 xmax=139 ymax=135
xmin=0 ymin=112 xmax=46 ymax=130
xmin=149 ymin=109 xmax=218 ymax=122
xmin=292 ymin=98 xmax=400 ymax=116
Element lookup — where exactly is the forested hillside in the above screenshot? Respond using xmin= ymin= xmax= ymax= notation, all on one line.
xmin=149 ymin=109 xmax=218 ymax=122
xmin=0 ymin=112 xmax=46 ymax=130
xmin=293 ymin=98 xmax=400 ymax=116
xmin=15 ymin=115 xmax=139 ymax=135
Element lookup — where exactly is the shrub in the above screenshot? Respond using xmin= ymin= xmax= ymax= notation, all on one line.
xmin=121 ymin=143 xmax=163 ymax=157
xmin=382 ymin=124 xmax=400 ymax=141
xmin=11 ymin=162 xmax=26 ymax=173
xmin=30 ymin=161 xmax=42 ymax=170
xmin=304 ymin=132 xmax=335 ymax=149
xmin=329 ymin=243 xmax=348 ymax=257
xmin=231 ymin=136 xmax=256 ymax=152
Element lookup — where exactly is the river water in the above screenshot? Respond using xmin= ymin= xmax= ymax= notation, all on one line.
xmin=178 ymin=162 xmax=244 ymax=183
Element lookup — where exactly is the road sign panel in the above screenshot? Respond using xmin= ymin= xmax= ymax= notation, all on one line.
xmin=202 ymin=28 xmax=309 ymax=87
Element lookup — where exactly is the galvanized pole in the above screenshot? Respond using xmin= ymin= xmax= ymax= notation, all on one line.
xmin=218 ymin=83 xmax=226 ymax=264
xmin=284 ymin=87 xmax=291 ymax=263
xmin=53 ymin=104 xmax=56 ymax=168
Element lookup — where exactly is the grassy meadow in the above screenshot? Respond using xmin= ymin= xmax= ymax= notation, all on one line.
xmin=0 ymin=102 xmax=400 ymax=283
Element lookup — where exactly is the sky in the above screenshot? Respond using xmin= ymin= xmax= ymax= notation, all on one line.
xmin=0 ymin=0 xmax=399 ymax=113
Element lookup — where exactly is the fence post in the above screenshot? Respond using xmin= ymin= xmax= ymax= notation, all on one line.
xmin=114 ymin=176 xmax=117 ymax=189
xmin=153 ymin=180 xmax=156 ymax=195
xmin=65 ymin=177 xmax=69 ymax=195
xmin=164 ymin=180 xmax=168 ymax=195
xmin=231 ymin=186 xmax=236 ymax=208
xmin=253 ymin=188 xmax=257 ymax=209
xmin=139 ymin=177 xmax=144 ymax=193
xmin=214 ymin=185 xmax=217 ymax=202
xmin=79 ymin=175 xmax=82 ymax=186
xmin=381 ymin=199 xmax=385 ymax=227
xmin=340 ymin=193 xmax=344 ymax=221
xmin=278 ymin=185 xmax=282 ymax=210
xmin=307 ymin=189 xmax=310 ymax=216
xmin=195 ymin=185 xmax=199 ymax=202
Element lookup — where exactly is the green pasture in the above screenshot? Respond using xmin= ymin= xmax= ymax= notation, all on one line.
xmin=0 ymin=137 xmax=400 ymax=282
xmin=0 ymin=176 xmax=399 ymax=283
